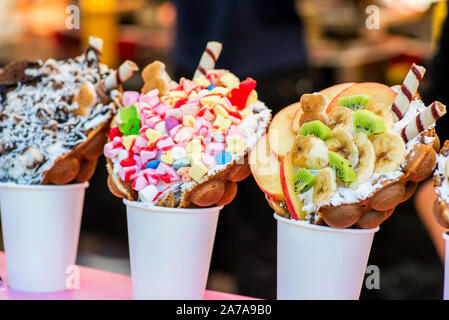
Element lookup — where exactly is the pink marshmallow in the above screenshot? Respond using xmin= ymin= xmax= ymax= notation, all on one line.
xmin=132 ymin=175 xmax=149 ymax=191
xmin=227 ymin=125 xmax=244 ymax=137
xmin=118 ymin=165 xmax=137 ymax=182
xmin=112 ymin=136 xmax=123 ymax=148
xmin=122 ymin=91 xmax=140 ymax=107
xmin=140 ymin=149 xmax=158 ymax=164
xmin=169 ymin=124 xmax=184 ymax=139
xmin=202 ymin=153 xmax=216 ymax=169
xmin=104 ymin=142 xmax=121 ymax=158
xmin=155 ymin=162 xmax=180 ymax=182
xmin=180 ymin=103 xmax=200 ymax=117
xmin=133 ymin=155 xmax=143 ymax=171
xmin=142 ymin=169 xmax=159 ymax=185
xmin=174 ymin=127 xmax=195 ymax=144
xmin=206 ymin=142 xmax=225 ymax=156
xmin=131 ymin=136 xmax=148 ymax=154
xmin=156 ymin=136 xmax=175 ymax=152
xmin=165 ymin=107 xmax=184 ymax=119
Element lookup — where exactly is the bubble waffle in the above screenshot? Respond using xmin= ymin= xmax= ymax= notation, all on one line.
xmin=251 ymin=64 xmax=445 ymax=229
xmin=104 ymin=42 xmax=271 ymax=208
xmin=0 ymin=36 xmax=137 ymax=185
xmin=433 ymin=140 xmax=449 ymax=228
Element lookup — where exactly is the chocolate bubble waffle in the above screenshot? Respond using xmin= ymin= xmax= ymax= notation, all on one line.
xmin=433 ymin=140 xmax=449 ymax=228
xmin=104 ymin=42 xmax=271 ymax=208
xmin=0 ymin=36 xmax=138 ymax=185
xmin=251 ymin=64 xmax=446 ymax=228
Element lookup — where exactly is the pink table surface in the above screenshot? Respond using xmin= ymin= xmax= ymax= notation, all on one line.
xmin=0 ymin=252 xmax=255 ymax=300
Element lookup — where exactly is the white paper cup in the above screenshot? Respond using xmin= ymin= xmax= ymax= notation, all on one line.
xmin=0 ymin=182 xmax=88 ymax=292
xmin=124 ymin=200 xmax=222 ymax=300
xmin=275 ymin=214 xmax=379 ymax=300
xmin=443 ymin=232 xmax=449 ymax=300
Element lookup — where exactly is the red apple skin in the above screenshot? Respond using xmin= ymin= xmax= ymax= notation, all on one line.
xmin=326 ymin=82 xmax=396 ymax=114
xmin=268 ymin=103 xmax=300 ymax=159
xmin=280 ymin=152 xmax=306 ymax=220
xmin=249 ymin=135 xmax=284 ymax=200
xmin=319 ymin=82 xmax=356 ymax=112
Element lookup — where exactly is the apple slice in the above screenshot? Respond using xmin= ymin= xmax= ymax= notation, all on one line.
xmin=320 ymin=82 xmax=356 ymax=113
xmin=268 ymin=103 xmax=300 ymax=158
xmin=249 ymin=135 xmax=284 ymax=200
xmin=326 ymin=82 xmax=396 ymax=114
xmin=291 ymin=105 xmax=303 ymax=133
xmin=280 ymin=152 xmax=306 ymax=220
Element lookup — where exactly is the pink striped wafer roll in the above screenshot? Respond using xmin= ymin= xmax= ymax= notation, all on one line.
xmin=391 ymin=63 xmax=426 ymax=122
xmin=86 ymin=36 xmax=103 ymax=65
xmin=193 ymin=41 xmax=223 ymax=79
xmin=400 ymin=101 xmax=446 ymax=143
xmin=105 ymin=60 xmax=139 ymax=90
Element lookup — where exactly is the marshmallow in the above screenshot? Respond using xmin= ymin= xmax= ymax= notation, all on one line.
xmin=123 ymin=91 xmax=140 ymax=107
xmin=139 ymin=184 xmax=159 ymax=203
xmin=188 ymin=162 xmax=209 ymax=182
xmin=171 ymin=146 xmax=187 ymax=160
xmin=132 ymin=175 xmax=149 ymax=191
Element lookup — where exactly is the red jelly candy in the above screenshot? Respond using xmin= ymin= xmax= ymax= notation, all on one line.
xmin=109 ymin=126 xmax=122 ymax=140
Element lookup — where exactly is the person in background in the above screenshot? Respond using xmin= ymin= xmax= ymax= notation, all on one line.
xmin=172 ymin=0 xmax=308 ymax=299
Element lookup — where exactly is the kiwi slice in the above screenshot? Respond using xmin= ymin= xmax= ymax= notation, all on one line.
xmin=299 ymin=120 xmax=332 ymax=140
xmin=328 ymin=151 xmax=356 ymax=183
xmin=294 ymin=168 xmax=316 ymax=194
xmin=338 ymin=94 xmax=371 ymax=111
xmin=353 ymin=110 xmax=386 ymax=136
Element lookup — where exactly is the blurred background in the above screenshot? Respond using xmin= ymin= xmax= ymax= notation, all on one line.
xmin=0 ymin=0 xmax=448 ymax=299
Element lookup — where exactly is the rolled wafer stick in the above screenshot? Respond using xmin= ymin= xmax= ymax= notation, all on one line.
xmin=391 ymin=63 xmax=426 ymax=122
xmin=86 ymin=36 xmax=103 ymax=65
xmin=104 ymin=60 xmax=139 ymax=90
xmin=400 ymin=101 xmax=446 ymax=143
xmin=193 ymin=41 xmax=222 ymax=79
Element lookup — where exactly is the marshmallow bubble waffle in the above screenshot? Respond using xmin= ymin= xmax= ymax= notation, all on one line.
xmin=104 ymin=42 xmax=271 ymax=207
xmin=251 ymin=64 xmax=446 ymax=229
xmin=0 ymin=36 xmax=138 ymax=185
xmin=433 ymin=140 xmax=449 ymax=228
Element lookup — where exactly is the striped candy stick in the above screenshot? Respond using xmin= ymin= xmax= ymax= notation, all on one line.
xmin=86 ymin=36 xmax=103 ymax=66
xmin=193 ymin=41 xmax=223 ymax=79
xmin=105 ymin=60 xmax=139 ymax=91
xmin=401 ymin=101 xmax=446 ymax=143
xmin=391 ymin=63 xmax=426 ymax=122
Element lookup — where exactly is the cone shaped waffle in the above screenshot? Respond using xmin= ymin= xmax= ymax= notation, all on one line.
xmin=104 ymin=42 xmax=271 ymax=208
xmin=252 ymin=64 xmax=445 ymax=229
xmin=433 ymin=140 xmax=449 ymax=228
xmin=0 ymin=37 xmax=137 ymax=185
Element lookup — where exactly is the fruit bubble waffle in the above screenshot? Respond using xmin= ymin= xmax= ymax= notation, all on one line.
xmin=433 ymin=140 xmax=449 ymax=228
xmin=251 ymin=64 xmax=445 ymax=228
xmin=0 ymin=36 xmax=138 ymax=185
xmin=104 ymin=42 xmax=271 ymax=207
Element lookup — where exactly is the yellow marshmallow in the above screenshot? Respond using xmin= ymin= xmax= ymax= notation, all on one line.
xmin=193 ymin=75 xmax=211 ymax=87
xmin=226 ymin=135 xmax=246 ymax=154
xmin=188 ymin=90 xmax=198 ymax=100
xmin=200 ymin=94 xmax=221 ymax=106
xmin=122 ymin=135 xmax=139 ymax=151
xmin=211 ymin=86 xmax=228 ymax=96
xmin=188 ymin=162 xmax=209 ymax=182
xmin=246 ymin=90 xmax=258 ymax=106
xmin=183 ymin=115 xmax=196 ymax=127
xmin=161 ymin=150 xmax=174 ymax=165
xmin=220 ymin=72 xmax=240 ymax=89
xmin=186 ymin=139 xmax=204 ymax=154
xmin=213 ymin=104 xmax=228 ymax=118
xmin=213 ymin=114 xmax=232 ymax=132
xmin=145 ymin=129 xmax=163 ymax=145
xmin=169 ymin=90 xmax=187 ymax=99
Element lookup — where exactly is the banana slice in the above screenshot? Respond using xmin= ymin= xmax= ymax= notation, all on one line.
xmin=365 ymin=103 xmax=393 ymax=129
xmin=370 ymin=131 xmax=406 ymax=174
xmin=328 ymin=106 xmax=354 ymax=132
xmin=292 ymin=135 xmax=329 ymax=169
xmin=325 ymin=127 xmax=359 ymax=169
xmin=349 ymin=133 xmax=375 ymax=188
xmin=313 ymin=167 xmax=337 ymax=205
